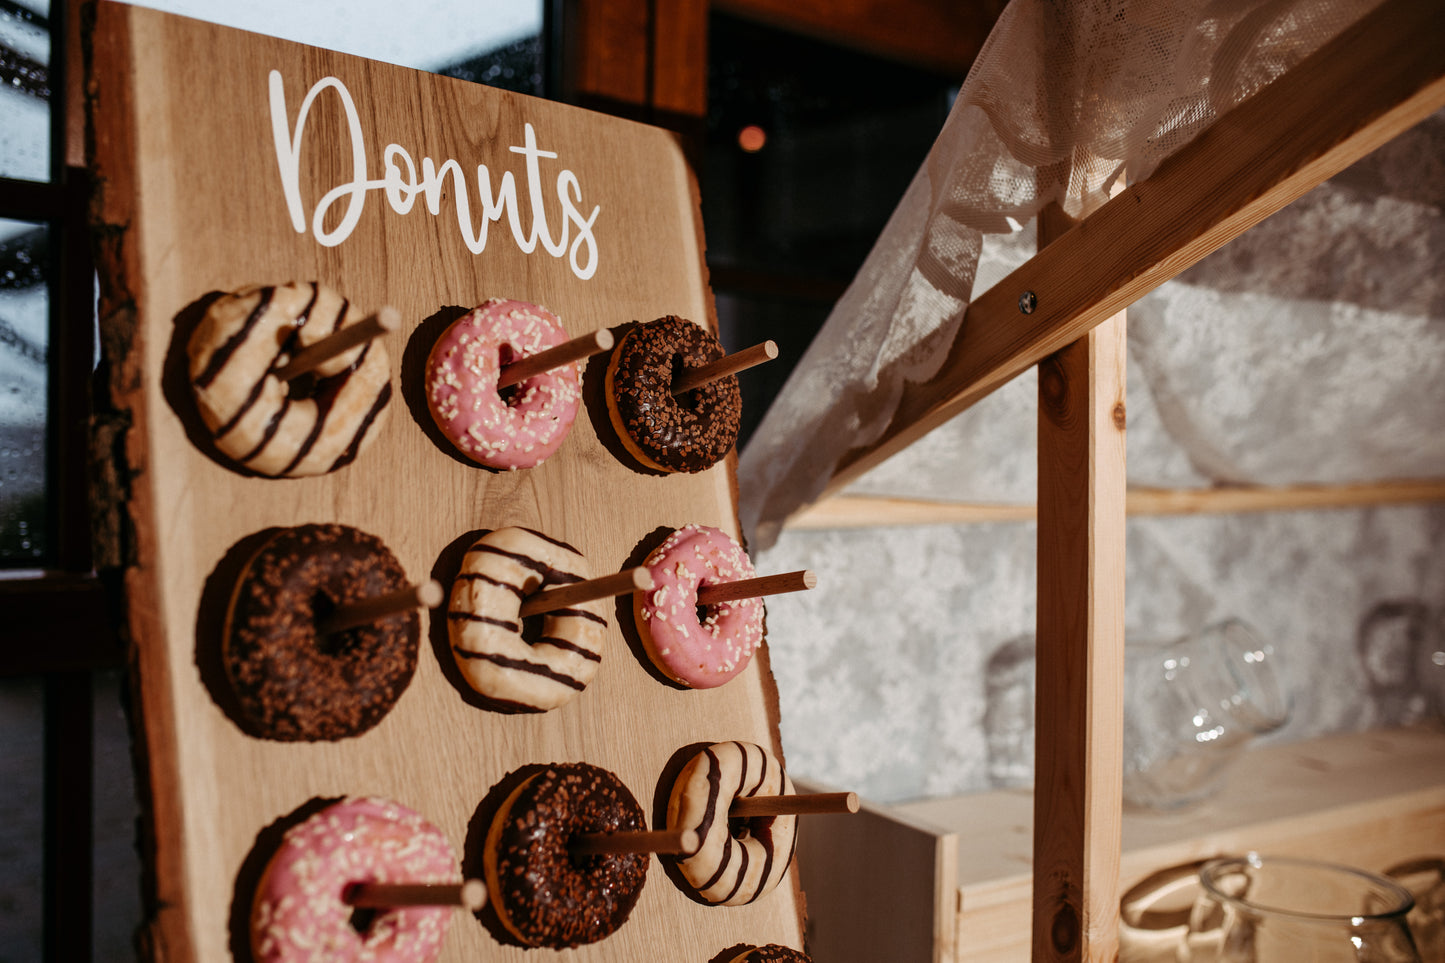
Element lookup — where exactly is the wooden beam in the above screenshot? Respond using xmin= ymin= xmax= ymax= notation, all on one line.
xmin=0 ymin=575 xmax=122 ymax=674
xmin=788 ymin=496 xmax=1036 ymax=528
xmin=784 ymin=480 xmax=1445 ymax=529
xmin=1031 ymin=206 xmax=1125 ymax=962
xmin=1126 ymin=480 xmax=1445 ymax=517
xmin=563 ymin=0 xmax=708 ymax=124
xmin=566 ymin=0 xmax=650 ymax=108
xmin=715 ymin=0 xmax=1004 ymax=77
xmin=818 ymin=0 xmax=1445 ymax=500
xmin=652 ymin=0 xmax=708 ymax=117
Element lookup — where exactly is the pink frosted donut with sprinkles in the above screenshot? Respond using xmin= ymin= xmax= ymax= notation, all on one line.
xmin=425 ymin=298 xmax=582 ymax=470
xmin=251 ymin=797 xmax=458 ymax=963
xmin=634 ymin=524 xmax=764 ymax=688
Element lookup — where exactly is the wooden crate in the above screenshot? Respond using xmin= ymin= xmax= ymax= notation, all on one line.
xmin=86 ymin=3 xmax=805 ymax=960
xmin=871 ymin=727 xmax=1445 ymax=962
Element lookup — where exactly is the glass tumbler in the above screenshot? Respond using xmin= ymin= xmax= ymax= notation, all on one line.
xmin=1122 ymin=619 xmax=1290 ymax=810
xmin=1183 ymin=855 xmax=1421 ymax=962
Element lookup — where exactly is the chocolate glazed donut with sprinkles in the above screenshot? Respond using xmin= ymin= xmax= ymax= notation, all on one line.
xmin=447 ymin=527 xmax=607 ymax=712
xmin=483 ymin=763 xmax=649 ymax=948
xmin=187 ymin=281 xmax=393 ymax=477
xmin=666 ymin=741 xmax=798 ymax=906
xmin=223 ymin=524 xmax=420 ymax=741
xmin=604 ymin=315 xmax=742 ymax=473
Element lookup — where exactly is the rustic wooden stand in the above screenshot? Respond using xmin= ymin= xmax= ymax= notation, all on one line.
xmin=87 ymin=4 xmax=805 ymax=961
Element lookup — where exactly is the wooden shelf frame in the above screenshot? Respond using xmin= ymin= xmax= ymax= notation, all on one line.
xmin=786 ymin=2 xmax=1445 ymax=960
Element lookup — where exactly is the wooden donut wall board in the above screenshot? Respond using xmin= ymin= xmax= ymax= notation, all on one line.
xmin=85 ymin=3 xmax=806 ymax=960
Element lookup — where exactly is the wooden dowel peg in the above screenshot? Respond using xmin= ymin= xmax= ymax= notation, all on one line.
xmin=344 ymin=878 xmax=487 ymax=911
xmin=275 ymin=306 xmax=400 ymax=381
xmin=696 ymin=570 xmax=815 ymax=606
xmin=519 ymin=567 xmax=654 ymax=618
xmin=319 ymin=579 xmax=444 ymax=635
xmin=570 ymin=828 xmax=699 ymax=857
xmin=730 ymin=791 xmax=859 ymax=819
xmin=497 ymin=329 xmax=614 ymax=389
xmin=672 ymin=340 xmax=778 ymax=394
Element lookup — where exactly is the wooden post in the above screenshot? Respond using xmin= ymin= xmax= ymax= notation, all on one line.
xmin=565 ymin=0 xmax=708 ymax=126
xmin=1032 ymin=202 xmax=1126 ymax=962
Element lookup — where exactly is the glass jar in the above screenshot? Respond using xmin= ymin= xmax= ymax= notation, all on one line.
xmin=1123 ymin=620 xmax=1290 ymax=810
xmin=1183 ymin=855 xmax=1421 ymax=962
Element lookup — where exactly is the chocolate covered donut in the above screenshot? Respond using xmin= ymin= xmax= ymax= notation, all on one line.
xmin=223 ymin=524 xmax=419 ymax=741
xmin=604 ymin=316 xmax=741 ymax=473
xmin=666 ymin=741 xmax=797 ymax=905
xmin=483 ymin=763 xmax=648 ymax=948
xmin=188 ymin=282 xmax=392 ymax=477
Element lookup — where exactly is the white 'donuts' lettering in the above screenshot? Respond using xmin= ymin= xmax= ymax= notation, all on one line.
xmin=268 ymin=70 xmax=601 ymax=279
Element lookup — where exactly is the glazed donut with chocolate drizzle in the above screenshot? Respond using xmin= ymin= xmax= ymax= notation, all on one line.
xmin=723 ymin=946 xmax=812 ymax=962
xmin=604 ymin=315 xmax=741 ymax=473
xmin=447 ymin=527 xmax=606 ymax=711
xmin=666 ymin=741 xmax=797 ymax=905
xmin=188 ymin=282 xmax=392 ymax=477
xmin=223 ymin=524 xmax=420 ymax=741
xmin=484 ymin=763 xmax=649 ymax=948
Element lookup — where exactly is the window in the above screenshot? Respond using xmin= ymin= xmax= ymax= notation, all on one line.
xmin=702 ymin=12 xmax=956 ymax=444
xmin=0 ymin=3 xmax=549 ymax=959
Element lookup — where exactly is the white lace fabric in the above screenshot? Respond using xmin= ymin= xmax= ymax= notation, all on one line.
xmin=736 ymin=0 xmax=1409 ymax=548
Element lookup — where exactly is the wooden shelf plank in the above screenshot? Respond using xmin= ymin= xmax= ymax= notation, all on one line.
xmin=818 ymin=0 xmax=1445 ymax=500
xmin=1124 ymin=481 xmax=1445 ymax=517
xmin=784 ymin=480 xmax=1445 ymax=530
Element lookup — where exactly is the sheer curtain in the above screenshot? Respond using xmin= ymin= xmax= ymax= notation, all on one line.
xmin=737 ymin=0 xmax=1396 ymax=548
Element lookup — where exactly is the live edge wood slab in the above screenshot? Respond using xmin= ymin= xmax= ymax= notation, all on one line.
xmin=85 ymin=3 xmax=805 ymax=961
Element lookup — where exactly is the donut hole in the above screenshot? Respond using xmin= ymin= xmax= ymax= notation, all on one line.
xmin=670 ymin=355 xmax=705 ymax=413
xmin=496 ymin=343 xmax=523 ymax=407
xmin=518 ymin=609 xmax=548 ymax=647
xmin=728 ymin=814 xmax=774 ymax=842
xmin=518 ymin=575 xmax=585 ymax=647
xmin=347 ymin=905 xmax=379 ymax=936
xmin=566 ymin=846 xmax=608 ymax=873
xmin=270 ymin=331 xmax=334 ymax=401
xmin=308 ymin=590 xmax=360 ymax=657
xmin=695 ymin=588 xmax=728 ymax=629
xmin=564 ymin=823 xmax=615 ymax=872
xmin=284 ymin=368 xmax=319 ymax=398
